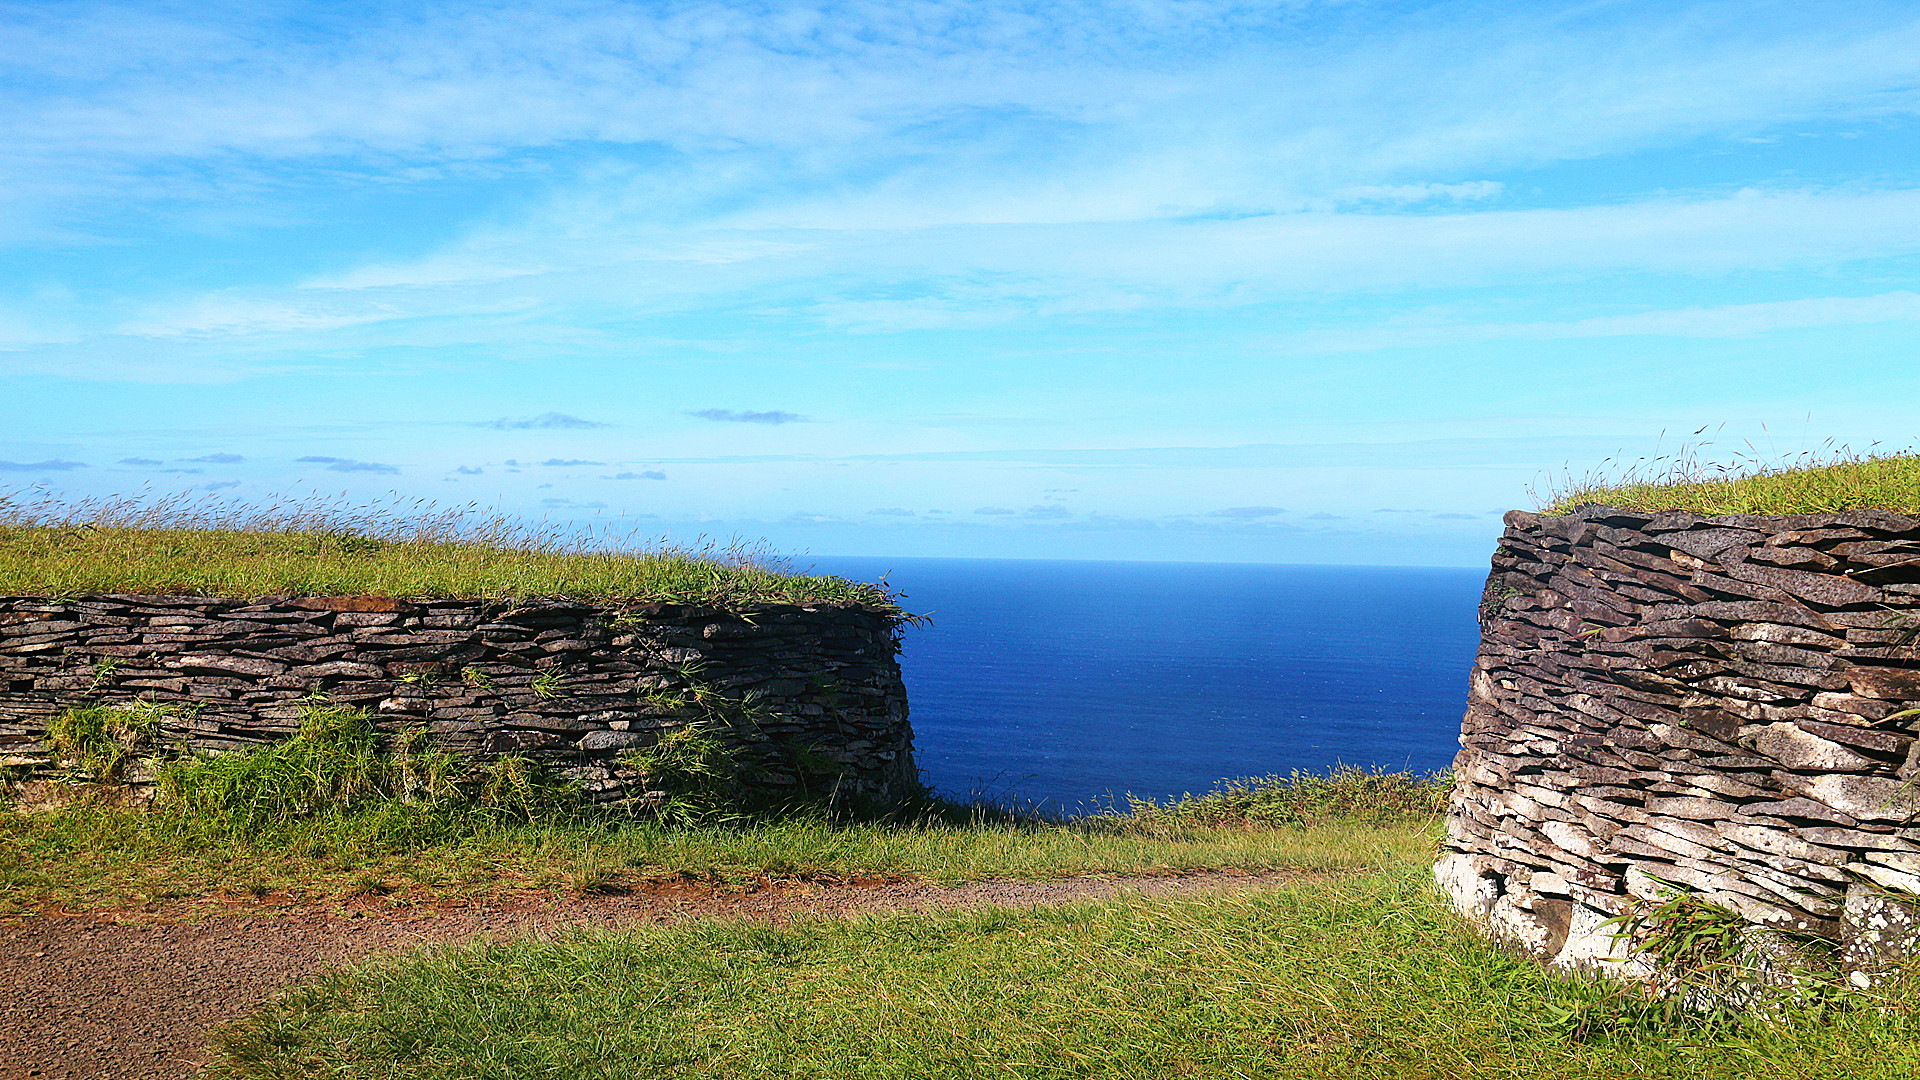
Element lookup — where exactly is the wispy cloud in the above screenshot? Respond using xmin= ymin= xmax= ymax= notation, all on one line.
xmin=540 ymin=458 xmax=604 ymax=466
xmin=295 ymin=455 xmax=400 ymax=474
xmin=1335 ymin=181 xmax=1504 ymax=205
xmin=689 ymin=409 xmax=805 ymax=425
xmin=454 ymin=465 xmax=483 ymax=474
xmin=8 ymin=4 xmax=1920 ymax=382
xmin=868 ymin=507 xmax=915 ymax=516
xmin=181 ymin=452 xmax=243 ymax=463
xmin=204 ymin=480 xmax=241 ymax=490
xmin=608 ymin=470 xmax=667 ymax=480
xmin=117 ymin=457 xmax=163 ymax=466
xmin=1208 ymin=506 xmax=1287 ymax=519
xmin=472 ymin=412 xmax=612 ymax=430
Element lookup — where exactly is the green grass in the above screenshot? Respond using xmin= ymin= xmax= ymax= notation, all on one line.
xmin=209 ymin=862 xmax=1920 ymax=1080
xmin=0 ymin=489 xmax=893 ymax=607
xmin=1540 ymin=445 xmax=1920 ymax=517
xmin=0 ymin=807 xmax=1434 ymax=915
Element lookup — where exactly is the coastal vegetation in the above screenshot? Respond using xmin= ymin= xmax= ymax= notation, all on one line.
xmin=1 ymin=703 xmax=1443 ymax=915
xmin=11 ymin=706 xmax=1918 ymax=1077
xmin=0 ymin=489 xmax=892 ymax=607
xmin=1540 ymin=444 xmax=1920 ymax=516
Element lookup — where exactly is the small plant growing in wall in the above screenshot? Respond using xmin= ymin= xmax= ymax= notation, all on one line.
xmin=1581 ymin=877 xmax=1844 ymax=1030
xmin=48 ymin=699 xmax=187 ymax=784
xmin=460 ymin=665 xmax=492 ymax=689
xmin=530 ymin=670 xmax=565 ymax=699
xmin=622 ymin=718 xmax=733 ymax=795
xmin=616 ymin=678 xmax=784 ymax=822
xmin=87 ymin=655 xmax=126 ymax=694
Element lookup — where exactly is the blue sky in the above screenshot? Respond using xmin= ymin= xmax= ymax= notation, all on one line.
xmin=3 ymin=0 xmax=1919 ymax=566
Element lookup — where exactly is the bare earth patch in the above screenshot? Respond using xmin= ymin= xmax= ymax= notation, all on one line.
xmin=0 ymin=869 xmax=1311 ymax=1080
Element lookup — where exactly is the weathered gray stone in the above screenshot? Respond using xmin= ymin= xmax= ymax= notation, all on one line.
xmin=1741 ymin=722 xmax=1879 ymax=771
xmin=579 ymin=729 xmax=650 ymax=751
xmin=1844 ymin=666 xmax=1920 ymax=701
xmin=1843 ymin=882 xmax=1920 ymax=988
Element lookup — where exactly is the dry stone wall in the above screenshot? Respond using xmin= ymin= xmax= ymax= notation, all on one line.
xmin=1439 ymin=505 xmax=1920 ymax=986
xmin=0 ymin=593 xmax=916 ymax=803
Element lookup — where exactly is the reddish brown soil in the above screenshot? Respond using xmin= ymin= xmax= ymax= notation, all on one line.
xmin=0 ymin=869 xmax=1305 ymax=1080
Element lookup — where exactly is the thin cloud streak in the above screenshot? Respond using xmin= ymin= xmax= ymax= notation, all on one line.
xmin=690 ymin=409 xmax=805 ymax=425
xmin=471 ymin=412 xmax=612 ymax=430
xmin=295 ymin=455 xmax=401 ymax=474
xmin=0 ymin=459 xmax=87 ymax=471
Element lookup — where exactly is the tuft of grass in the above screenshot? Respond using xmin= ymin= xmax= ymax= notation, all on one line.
xmin=1538 ymin=442 xmax=1920 ymax=517
xmin=155 ymin=704 xmax=472 ymax=824
xmin=48 ymin=699 xmax=178 ymax=783
xmin=206 ymin=863 xmax=1920 ymax=1080
xmin=568 ymin=844 xmax=626 ymax=896
xmin=0 ymin=489 xmax=899 ymax=609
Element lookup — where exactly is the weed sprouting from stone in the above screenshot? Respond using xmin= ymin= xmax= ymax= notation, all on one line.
xmin=48 ymin=700 xmax=183 ymax=783
xmin=1567 ymin=876 xmax=1849 ymax=1034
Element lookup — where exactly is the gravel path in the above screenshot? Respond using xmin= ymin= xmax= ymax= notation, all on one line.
xmin=0 ymin=869 xmax=1306 ymax=1080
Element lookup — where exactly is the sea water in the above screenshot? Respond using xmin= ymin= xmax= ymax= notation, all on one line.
xmin=806 ymin=557 xmax=1485 ymax=813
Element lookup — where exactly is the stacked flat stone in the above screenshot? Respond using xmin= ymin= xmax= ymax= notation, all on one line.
xmin=1437 ymin=505 xmax=1920 ymax=986
xmin=0 ymin=594 xmax=916 ymax=803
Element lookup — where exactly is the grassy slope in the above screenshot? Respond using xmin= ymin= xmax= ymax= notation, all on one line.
xmin=1541 ymin=450 xmax=1920 ymax=517
xmin=211 ymin=861 xmax=1920 ymax=1080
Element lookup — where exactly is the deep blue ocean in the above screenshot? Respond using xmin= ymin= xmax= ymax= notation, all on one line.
xmin=807 ymin=558 xmax=1485 ymax=814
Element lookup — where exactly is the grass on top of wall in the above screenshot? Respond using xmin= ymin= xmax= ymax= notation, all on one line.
xmin=1538 ymin=444 xmax=1920 ymax=518
xmin=0 ymin=490 xmax=893 ymax=608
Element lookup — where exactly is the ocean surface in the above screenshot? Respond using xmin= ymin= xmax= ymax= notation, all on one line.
xmin=806 ymin=557 xmax=1486 ymax=813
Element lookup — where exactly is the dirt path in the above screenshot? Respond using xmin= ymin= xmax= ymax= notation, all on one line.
xmin=0 ymin=869 xmax=1308 ymax=1080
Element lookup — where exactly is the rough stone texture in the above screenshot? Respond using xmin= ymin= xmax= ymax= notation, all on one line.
xmin=1439 ymin=505 xmax=1920 ymax=984
xmin=0 ymin=594 xmax=916 ymax=804
xmin=1842 ymin=883 xmax=1920 ymax=989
